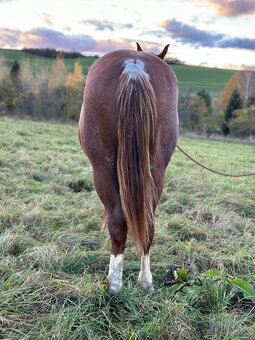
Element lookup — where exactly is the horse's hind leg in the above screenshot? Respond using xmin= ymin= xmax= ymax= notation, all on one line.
xmin=107 ymin=206 xmax=127 ymax=293
xmin=138 ymin=225 xmax=154 ymax=290
xmin=92 ymin=165 xmax=127 ymax=294
xmin=137 ymin=160 xmax=168 ymax=290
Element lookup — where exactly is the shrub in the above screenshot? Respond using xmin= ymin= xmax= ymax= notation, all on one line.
xmin=229 ymin=106 xmax=255 ymax=138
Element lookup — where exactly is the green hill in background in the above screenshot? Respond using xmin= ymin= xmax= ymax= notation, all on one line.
xmin=172 ymin=64 xmax=235 ymax=94
xmin=0 ymin=48 xmax=236 ymax=94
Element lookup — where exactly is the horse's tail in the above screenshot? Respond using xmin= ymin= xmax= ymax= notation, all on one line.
xmin=117 ymin=59 xmax=158 ymax=254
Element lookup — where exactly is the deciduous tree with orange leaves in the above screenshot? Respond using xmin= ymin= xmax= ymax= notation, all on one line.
xmin=65 ymin=60 xmax=85 ymax=120
xmin=221 ymin=71 xmax=255 ymax=111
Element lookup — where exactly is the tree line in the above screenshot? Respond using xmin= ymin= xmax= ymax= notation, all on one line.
xmin=0 ymin=57 xmax=254 ymax=138
xmin=22 ymin=48 xmax=84 ymax=58
xmin=0 ymin=57 xmax=84 ymax=121
xmin=178 ymin=71 xmax=255 ymax=138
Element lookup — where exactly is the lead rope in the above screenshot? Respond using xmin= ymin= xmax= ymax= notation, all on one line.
xmin=176 ymin=144 xmax=255 ymax=178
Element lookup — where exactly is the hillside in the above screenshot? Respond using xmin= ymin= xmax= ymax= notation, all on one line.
xmin=172 ymin=64 xmax=235 ymax=93
xmin=0 ymin=48 xmax=95 ymax=77
xmin=0 ymin=48 xmax=236 ymax=93
xmin=0 ymin=117 xmax=254 ymax=338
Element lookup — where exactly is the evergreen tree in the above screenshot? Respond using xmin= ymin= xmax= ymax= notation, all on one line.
xmin=0 ymin=60 xmax=21 ymax=112
xmin=10 ymin=59 xmax=20 ymax=84
xmin=197 ymin=89 xmax=212 ymax=114
xmin=222 ymin=88 xmax=242 ymax=135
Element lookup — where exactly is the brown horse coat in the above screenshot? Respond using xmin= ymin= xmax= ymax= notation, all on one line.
xmin=79 ymin=47 xmax=178 ymax=292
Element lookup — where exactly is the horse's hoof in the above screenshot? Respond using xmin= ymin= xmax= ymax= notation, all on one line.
xmin=108 ymin=285 xmax=122 ymax=294
xmin=138 ymin=275 xmax=153 ymax=291
xmin=107 ymin=278 xmax=122 ymax=294
xmin=138 ymin=281 xmax=154 ymax=292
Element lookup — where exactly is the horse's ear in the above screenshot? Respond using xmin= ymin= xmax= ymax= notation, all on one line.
xmin=136 ymin=42 xmax=143 ymax=52
xmin=157 ymin=44 xmax=170 ymax=60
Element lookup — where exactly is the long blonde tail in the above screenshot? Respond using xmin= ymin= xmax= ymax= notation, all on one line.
xmin=117 ymin=59 xmax=158 ymax=254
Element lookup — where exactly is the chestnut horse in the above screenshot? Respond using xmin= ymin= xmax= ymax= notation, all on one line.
xmin=78 ymin=44 xmax=179 ymax=293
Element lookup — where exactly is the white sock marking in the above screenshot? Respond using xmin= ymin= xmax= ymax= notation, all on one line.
xmin=138 ymin=253 xmax=153 ymax=289
xmin=107 ymin=254 xmax=124 ymax=293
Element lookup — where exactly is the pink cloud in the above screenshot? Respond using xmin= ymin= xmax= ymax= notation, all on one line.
xmin=207 ymin=0 xmax=255 ymax=16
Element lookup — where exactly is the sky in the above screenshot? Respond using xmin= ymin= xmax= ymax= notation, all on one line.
xmin=0 ymin=0 xmax=255 ymax=69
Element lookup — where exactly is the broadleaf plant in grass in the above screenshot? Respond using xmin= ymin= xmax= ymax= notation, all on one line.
xmin=228 ymin=278 xmax=255 ymax=302
xmin=164 ymin=265 xmax=255 ymax=305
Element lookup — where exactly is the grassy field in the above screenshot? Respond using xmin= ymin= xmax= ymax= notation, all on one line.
xmin=0 ymin=48 xmax=235 ymax=93
xmin=0 ymin=117 xmax=254 ymax=339
xmin=172 ymin=64 xmax=235 ymax=94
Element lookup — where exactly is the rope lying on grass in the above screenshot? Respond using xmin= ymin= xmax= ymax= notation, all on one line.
xmin=176 ymin=144 xmax=255 ymax=178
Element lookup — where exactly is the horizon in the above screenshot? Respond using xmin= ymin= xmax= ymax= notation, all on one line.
xmin=0 ymin=46 xmax=242 ymax=71
xmin=0 ymin=0 xmax=255 ymax=70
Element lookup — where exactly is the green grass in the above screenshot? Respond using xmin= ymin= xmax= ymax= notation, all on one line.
xmin=172 ymin=64 xmax=235 ymax=94
xmin=0 ymin=48 xmax=235 ymax=93
xmin=0 ymin=117 xmax=254 ymax=339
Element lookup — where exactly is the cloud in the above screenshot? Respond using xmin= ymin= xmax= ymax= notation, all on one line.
xmin=0 ymin=27 xmax=21 ymax=47
xmin=161 ymin=19 xmax=255 ymax=50
xmin=80 ymin=19 xmax=133 ymax=31
xmin=206 ymin=0 xmax=255 ymax=16
xmin=218 ymin=37 xmax=255 ymax=49
xmin=24 ymin=27 xmax=96 ymax=51
xmin=93 ymin=39 xmax=161 ymax=54
xmin=0 ymin=26 xmax=160 ymax=54
xmin=0 ymin=27 xmax=96 ymax=50
xmin=161 ymin=19 xmax=224 ymax=47
xmin=140 ymin=28 xmax=166 ymax=39
xmin=41 ymin=13 xmax=53 ymax=27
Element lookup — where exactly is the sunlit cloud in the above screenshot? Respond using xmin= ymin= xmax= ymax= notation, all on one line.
xmin=0 ymin=27 xmax=95 ymax=50
xmin=206 ymin=0 xmax=255 ymax=16
xmin=0 ymin=27 xmax=21 ymax=47
xmin=80 ymin=19 xmax=133 ymax=31
xmin=24 ymin=27 xmax=96 ymax=51
xmin=161 ymin=19 xmax=255 ymax=50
